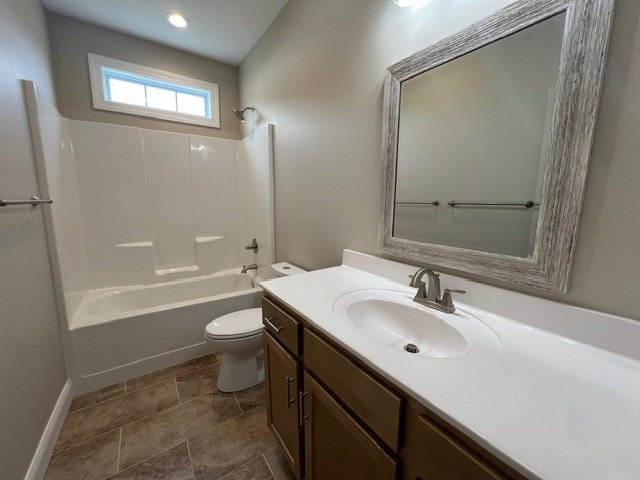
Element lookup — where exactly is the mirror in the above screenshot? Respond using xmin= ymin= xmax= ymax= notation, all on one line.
xmin=394 ymin=13 xmax=564 ymax=258
xmin=380 ymin=0 xmax=614 ymax=293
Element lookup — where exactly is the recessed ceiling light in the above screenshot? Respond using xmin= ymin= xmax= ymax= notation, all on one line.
xmin=166 ymin=13 xmax=190 ymax=28
xmin=393 ymin=0 xmax=430 ymax=7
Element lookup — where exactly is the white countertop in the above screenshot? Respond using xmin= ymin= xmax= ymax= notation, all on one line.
xmin=261 ymin=251 xmax=640 ymax=480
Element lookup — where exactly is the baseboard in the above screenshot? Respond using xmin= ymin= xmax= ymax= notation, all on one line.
xmin=24 ymin=379 xmax=73 ymax=480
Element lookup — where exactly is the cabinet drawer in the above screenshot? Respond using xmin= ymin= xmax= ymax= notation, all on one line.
xmin=303 ymin=328 xmax=403 ymax=452
xmin=411 ymin=414 xmax=508 ymax=480
xmin=262 ymin=296 xmax=301 ymax=356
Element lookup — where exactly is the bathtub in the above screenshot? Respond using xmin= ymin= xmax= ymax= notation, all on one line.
xmin=67 ymin=269 xmax=264 ymax=393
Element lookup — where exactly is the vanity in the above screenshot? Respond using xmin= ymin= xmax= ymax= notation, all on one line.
xmin=260 ymin=250 xmax=640 ymax=480
xmin=261 ymin=293 xmax=515 ymax=479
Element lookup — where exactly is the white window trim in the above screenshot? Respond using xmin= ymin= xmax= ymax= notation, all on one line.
xmin=87 ymin=53 xmax=220 ymax=128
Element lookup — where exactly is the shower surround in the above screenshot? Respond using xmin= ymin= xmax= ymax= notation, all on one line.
xmin=25 ymin=81 xmax=274 ymax=392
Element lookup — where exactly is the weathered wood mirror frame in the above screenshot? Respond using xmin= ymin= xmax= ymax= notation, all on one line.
xmin=379 ymin=0 xmax=615 ymax=293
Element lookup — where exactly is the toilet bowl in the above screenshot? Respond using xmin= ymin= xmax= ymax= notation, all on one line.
xmin=205 ymin=262 xmax=306 ymax=392
xmin=205 ymin=308 xmax=264 ymax=392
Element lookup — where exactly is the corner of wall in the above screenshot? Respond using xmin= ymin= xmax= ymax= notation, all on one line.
xmin=24 ymin=380 xmax=73 ymax=480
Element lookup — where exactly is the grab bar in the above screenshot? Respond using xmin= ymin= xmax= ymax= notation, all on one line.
xmin=396 ymin=201 xmax=440 ymax=206
xmin=0 ymin=195 xmax=53 ymax=207
xmin=447 ymin=200 xmax=538 ymax=209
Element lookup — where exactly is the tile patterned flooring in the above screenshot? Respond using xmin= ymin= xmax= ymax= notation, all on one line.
xmin=44 ymin=354 xmax=296 ymax=480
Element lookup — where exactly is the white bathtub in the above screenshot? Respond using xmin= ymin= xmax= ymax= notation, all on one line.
xmin=67 ymin=269 xmax=263 ymax=392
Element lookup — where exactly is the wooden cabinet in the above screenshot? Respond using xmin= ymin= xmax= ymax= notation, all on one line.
xmin=304 ymin=328 xmax=403 ymax=452
xmin=262 ymin=295 xmax=524 ymax=480
xmin=264 ymin=331 xmax=303 ymax=478
xmin=302 ymin=372 xmax=399 ymax=480
xmin=401 ymin=407 xmax=509 ymax=480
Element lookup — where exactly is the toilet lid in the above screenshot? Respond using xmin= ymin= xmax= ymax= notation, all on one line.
xmin=205 ymin=308 xmax=263 ymax=340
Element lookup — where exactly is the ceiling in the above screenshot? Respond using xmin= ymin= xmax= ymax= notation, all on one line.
xmin=40 ymin=0 xmax=288 ymax=66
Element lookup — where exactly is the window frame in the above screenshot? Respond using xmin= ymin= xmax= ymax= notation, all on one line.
xmin=87 ymin=53 xmax=220 ymax=128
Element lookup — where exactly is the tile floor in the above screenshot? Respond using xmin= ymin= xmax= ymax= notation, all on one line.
xmin=44 ymin=354 xmax=296 ymax=480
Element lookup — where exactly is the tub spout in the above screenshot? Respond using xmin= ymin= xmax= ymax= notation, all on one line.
xmin=241 ymin=263 xmax=258 ymax=274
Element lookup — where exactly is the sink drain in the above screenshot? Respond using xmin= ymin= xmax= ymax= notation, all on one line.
xmin=404 ymin=343 xmax=419 ymax=354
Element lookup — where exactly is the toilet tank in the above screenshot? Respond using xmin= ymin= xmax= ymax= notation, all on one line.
xmin=270 ymin=262 xmax=307 ymax=277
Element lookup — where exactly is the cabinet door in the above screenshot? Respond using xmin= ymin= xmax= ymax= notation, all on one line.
xmin=303 ymin=372 xmax=398 ymax=480
xmin=402 ymin=409 xmax=509 ymax=480
xmin=264 ymin=331 xmax=303 ymax=478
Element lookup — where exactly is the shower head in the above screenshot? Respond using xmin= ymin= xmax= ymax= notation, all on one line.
xmin=232 ymin=106 xmax=256 ymax=122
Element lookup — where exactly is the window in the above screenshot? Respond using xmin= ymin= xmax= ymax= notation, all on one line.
xmin=88 ymin=53 xmax=220 ymax=128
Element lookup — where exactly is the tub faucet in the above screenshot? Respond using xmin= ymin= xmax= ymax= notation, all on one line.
xmin=409 ymin=268 xmax=465 ymax=314
xmin=241 ymin=263 xmax=258 ymax=274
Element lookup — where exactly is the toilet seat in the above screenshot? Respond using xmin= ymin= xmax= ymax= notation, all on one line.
xmin=205 ymin=307 xmax=263 ymax=340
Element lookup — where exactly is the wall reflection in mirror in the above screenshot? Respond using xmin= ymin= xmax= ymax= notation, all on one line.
xmin=393 ymin=13 xmax=565 ymax=258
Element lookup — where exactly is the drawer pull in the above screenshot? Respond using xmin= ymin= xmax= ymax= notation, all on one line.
xmin=299 ymin=391 xmax=310 ymax=426
xmin=286 ymin=376 xmax=296 ymax=406
xmin=264 ymin=317 xmax=283 ymax=333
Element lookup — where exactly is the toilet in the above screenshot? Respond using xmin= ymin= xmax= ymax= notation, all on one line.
xmin=205 ymin=262 xmax=306 ymax=392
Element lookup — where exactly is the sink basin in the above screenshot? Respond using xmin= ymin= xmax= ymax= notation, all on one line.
xmin=332 ymin=289 xmax=501 ymax=359
xmin=343 ymin=297 xmax=467 ymax=357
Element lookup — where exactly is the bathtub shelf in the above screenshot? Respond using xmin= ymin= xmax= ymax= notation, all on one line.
xmin=115 ymin=241 xmax=153 ymax=248
xmin=195 ymin=236 xmax=223 ymax=244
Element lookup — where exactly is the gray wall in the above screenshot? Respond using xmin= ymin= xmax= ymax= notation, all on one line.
xmin=240 ymin=0 xmax=640 ymax=321
xmin=0 ymin=0 xmax=68 ymax=477
xmin=46 ymin=12 xmax=242 ymax=140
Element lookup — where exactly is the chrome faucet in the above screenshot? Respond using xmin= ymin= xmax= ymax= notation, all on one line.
xmin=409 ymin=268 xmax=465 ymax=314
xmin=241 ymin=263 xmax=258 ymax=273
